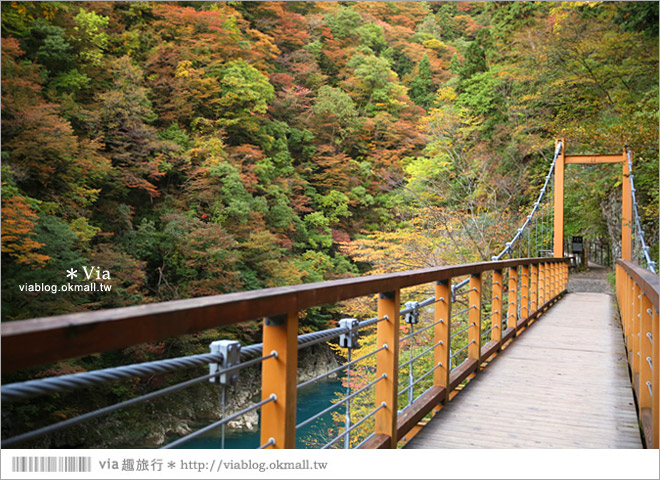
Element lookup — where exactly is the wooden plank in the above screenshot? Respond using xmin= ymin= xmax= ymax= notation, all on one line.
xmin=407 ymin=407 xmax=643 ymax=447
xmin=502 ymin=327 xmax=516 ymax=343
xmin=358 ymin=433 xmax=390 ymax=449
xmin=406 ymin=292 xmax=642 ymax=449
xmin=564 ymin=154 xmax=625 ymax=164
xmin=480 ymin=340 xmax=499 ymax=363
xmin=416 ymin=414 xmax=642 ymax=439
xmin=396 ymin=386 xmax=445 ymax=441
xmin=413 ymin=422 xmax=642 ymax=448
xmin=449 ymin=358 xmax=478 ymax=390
xmin=1 ymin=257 xmax=569 ymax=373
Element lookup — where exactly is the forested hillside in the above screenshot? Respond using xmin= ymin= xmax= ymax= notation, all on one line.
xmin=2 ymin=1 xmax=658 ymax=329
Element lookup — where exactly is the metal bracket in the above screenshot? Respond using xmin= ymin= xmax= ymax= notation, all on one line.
xmin=404 ymin=301 xmax=420 ymax=325
xmin=265 ymin=313 xmax=286 ymax=326
xmin=209 ymin=340 xmax=241 ymax=385
xmin=338 ymin=318 xmax=360 ymax=349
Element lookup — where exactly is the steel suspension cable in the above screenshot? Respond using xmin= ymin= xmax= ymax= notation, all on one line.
xmin=627 ymin=150 xmax=657 ymax=273
xmin=492 ymin=141 xmax=563 ymax=261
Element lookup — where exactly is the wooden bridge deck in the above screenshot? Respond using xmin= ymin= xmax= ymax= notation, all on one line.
xmin=406 ymin=292 xmax=643 ymax=448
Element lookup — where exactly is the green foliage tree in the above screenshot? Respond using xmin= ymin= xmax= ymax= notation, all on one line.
xmin=356 ymin=23 xmax=386 ymax=54
xmin=209 ymin=58 xmax=275 ymax=136
xmin=409 ymin=54 xmax=435 ymax=109
xmin=325 ymin=6 xmax=362 ymax=40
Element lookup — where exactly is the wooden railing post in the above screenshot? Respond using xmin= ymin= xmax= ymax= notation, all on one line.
xmin=622 ymin=273 xmax=627 ymax=346
xmin=559 ymin=262 xmax=564 ymax=293
xmin=615 ymin=264 xmax=622 ymax=308
xmin=260 ymin=310 xmax=298 ymax=449
xmin=632 ymin=282 xmax=642 ymax=394
xmin=468 ymin=274 xmax=482 ymax=367
xmin=375 ymin=290 xmax=400 ymax=448
xmin=538 ymin=263 xmax=545 ymax=306
xmin=652 ymin=306 xmax=659 ymax=449
xmin=622 ymin=149 xmax=632 ymax=261
xmin=520 ymin=265 xmax=529 ymax=322
xmin=554 ymin=138 xmax=565 ymax=257
xmin=491 ymin=270 xmax=503 ymax=346
xmin=640 ymin=293 xmax=653 ymax=415
xmin=507 ymin=267 xmax=518 ymax=331
xmin=543 ymin=263 xmax=552 ymax=302
xmin=435 ymin=279 xmax=451 ymax=403
xmin=624 ymin=277 xmax=632 ymax=360
xmin=530 ymin=264 xmax=538 ymax=314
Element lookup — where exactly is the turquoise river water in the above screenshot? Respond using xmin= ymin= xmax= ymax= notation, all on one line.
xmin=176 ymin=379 xmax=345 ymax=449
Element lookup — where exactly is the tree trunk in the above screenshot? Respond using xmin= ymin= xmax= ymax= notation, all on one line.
xmin=601 ymin=188 xmax=621 ymax=263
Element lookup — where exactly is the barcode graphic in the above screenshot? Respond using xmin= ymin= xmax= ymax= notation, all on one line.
xmin=11 ymin=456 xmax=91 ymax=473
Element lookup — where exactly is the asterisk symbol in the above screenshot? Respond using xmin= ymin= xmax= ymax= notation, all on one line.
xmin=66 ymin=268 xmax=78 ymax=279
xmin=167 ymin=461 xmax=176 ymax=469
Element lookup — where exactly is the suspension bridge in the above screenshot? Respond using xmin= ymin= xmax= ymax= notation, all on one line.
xmin=1 ymin=141 xmax=658 ymax=450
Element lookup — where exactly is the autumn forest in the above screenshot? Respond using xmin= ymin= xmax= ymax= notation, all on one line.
xmin=1 ymin=2 xmax=659 ymax=439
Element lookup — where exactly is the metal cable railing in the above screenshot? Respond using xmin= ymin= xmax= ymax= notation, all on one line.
xmin=398 ymin=364 xmax=443 ymax=397
xmin=1 ymin=351 xmax=276 ymax=448
xmin=296 ymin=345 xmax=387 ymax=390
xmin=3 ymin=258 xmax=566 ymax=450
xmin=295 ymin=374 xmax=387 ymax=431
xmin=1 ymin=309 xmax=395 ymax=449
xmin=399 ymin=340 xmax=443 ymax=370
xmin=627 ymin=150 xmax=657 ymax=273
xmin=1 ymin=352 xmax=224 ymax=402
xmin=321 ymin=402 xmax=386 ymax=449
xmin=161 ymin=394 xmax=277 ymax=449
xmin=399 ymin=317 xmax=443 ymax=343
xmin=239 ymin=315 xmax=389 ymax=359
xmin=450 ymin=322 xmax=475 ymax=340
xmin=451 ymin=340 xmax=476 ymax=358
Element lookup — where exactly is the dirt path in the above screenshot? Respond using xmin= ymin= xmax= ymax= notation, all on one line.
xmin=567 ymin=262 xmax=613 ymax=294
